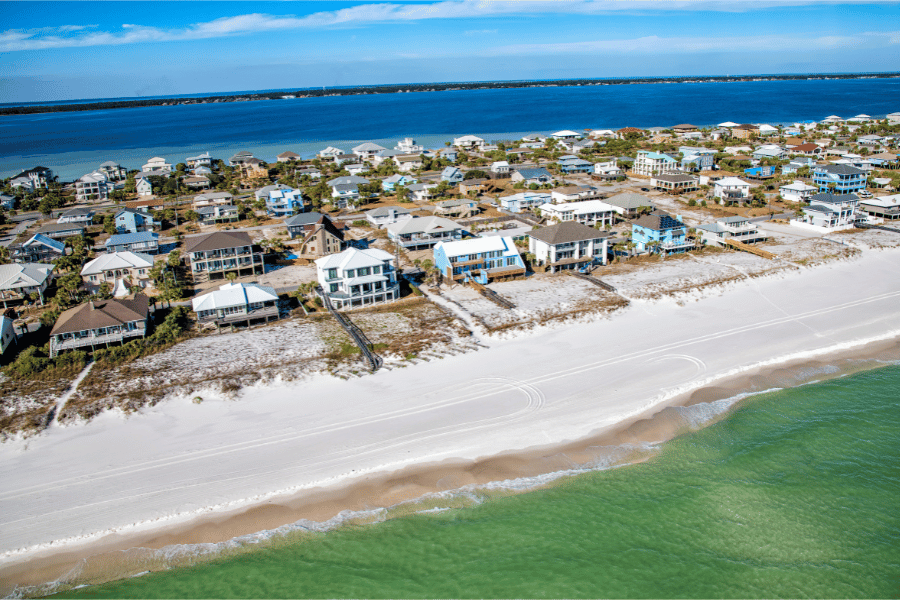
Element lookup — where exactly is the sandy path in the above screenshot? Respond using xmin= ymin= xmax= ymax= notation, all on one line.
xmin=1 ymin=247 xmax=900 ymax=564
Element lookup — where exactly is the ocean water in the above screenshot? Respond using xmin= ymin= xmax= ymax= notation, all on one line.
xmin=54 ymin=364 xmax=900 ymax=599
xmin=3 ymin=77 xmax=900 ymax=181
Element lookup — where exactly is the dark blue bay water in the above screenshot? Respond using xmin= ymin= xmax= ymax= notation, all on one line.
xmin=2 ymin=77 xmax=899 ymax=180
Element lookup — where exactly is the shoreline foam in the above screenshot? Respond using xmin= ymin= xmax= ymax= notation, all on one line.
xmin=2 ymin=247 xmax=900 ymax=596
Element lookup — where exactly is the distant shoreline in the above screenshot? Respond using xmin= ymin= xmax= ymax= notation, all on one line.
xmin=3 ymin=72 xmax=900 ymax=116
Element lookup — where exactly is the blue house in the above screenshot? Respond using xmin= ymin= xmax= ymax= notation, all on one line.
xmin=441 ymin=167 xmax=463 ymax=183
xmin=781 ymin=157 xmax=816 ymax=175
xmin=631 ymin=211 xmax=694 ymax=255
xmin=266 ymin=189 xmax=305 ymax=217
xmin=512 ymin=167 xmax=554 ymax=185
xmin=105 ymin=231 xmax=159 ymax=255
xmin=114 ymin=208 xmax=156 ymax=234
xmin=813 ymin=164 xmax=866 ymax=194
xmin=433 ymin=236 xmax=526 ymax=284
xmin=679 ymin=147 xmax=716 ymax=172
xmin=557 ymin=155 xmax=594 ymax=174
xmin=382 ymin=174 xmax=417 ymax=193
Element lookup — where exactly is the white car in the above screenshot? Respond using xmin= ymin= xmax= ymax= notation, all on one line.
xmin=858 ymin=190 xmax=873 ymax=199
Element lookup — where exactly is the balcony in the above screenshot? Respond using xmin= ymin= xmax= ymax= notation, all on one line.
xmin=197 ymin=304 xmax=278 ymax=325
xmin=50 ymin=328 xmax=146 ymax=357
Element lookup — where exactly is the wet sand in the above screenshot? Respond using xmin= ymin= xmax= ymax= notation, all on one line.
xmin=5 ymin=337 xmax=899 ymax=597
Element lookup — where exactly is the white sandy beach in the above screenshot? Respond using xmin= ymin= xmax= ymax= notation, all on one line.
xmin=1 ymin=242 xmax=900 ymax=590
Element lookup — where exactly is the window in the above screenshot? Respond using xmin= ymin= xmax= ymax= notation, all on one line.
xmin=329 ymin=283 xmax=338 ymax=293
xmin=327 ymin=268 xmax=338 ymax=279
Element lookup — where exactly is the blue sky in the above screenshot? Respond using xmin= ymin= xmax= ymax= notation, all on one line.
xmin=2 ymin=1 xmax=899 ymax=102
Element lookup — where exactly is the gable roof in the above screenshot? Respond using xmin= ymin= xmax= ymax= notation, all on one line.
xmin=816 ymin=164 xmax=866 ymax=175
xmin=21 ymin=233 xmax=65 ymax=253
xmin=284 ymin=212 xmax=327 ymax=227
xmin=183 ymin=231 xmax=253 ymax=253
xmin=367 ymin=206 xmax=412 ymax=217
xmin=80 ymin=252 xmax=154 ymax=276
xmin=528 ymin=221 xmax=608 ymax=245
xmin=315 ymin=247 xmax=394 ymax=270
xmin=515 ymin=167 xmax=552 ymax=179
xmin=604 ymin=192 xmax=656 ymax=210
xmin=387 ymin=216 xmax=462 ymax=236
xmin=105 ymin=231 xmax=158 ymax=247
xmin=51 ymin=295 xmax=149 ymax=336
xmin=0 ymin=263 xmax=55 ymax=290
xmin=327 ymin=175 xmax=369 ymax=186
xmin=808 ymin=192 xmax=859 ymax=204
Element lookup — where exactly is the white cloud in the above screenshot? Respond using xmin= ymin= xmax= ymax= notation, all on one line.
xmin=1 ymin=0 xmax=898 ymax=52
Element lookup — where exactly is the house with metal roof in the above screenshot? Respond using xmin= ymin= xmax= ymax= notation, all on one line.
xmin=186 ymin=152 xmax=212 ymax=168
xmin=552 ymin=130 xmax=581 ymax=140
xmin=81 ymin=251 xmax=154 ymax=294
xmin=779 ymin=181 xmax=818 ymax=203
xmin=315 ymin=248 xmax=399 ymax=310
xmin=510 ymin=167 xmax=554 ymax=186
xmin=366 ymin=206 xmax=413 ymax=228
xmin=433 ymin=236 xmax=525 ymax=284
xmin=9 ymin=234 xmax=65 ymax=264
xmin=141 ymin=157 xmax=172 ymax=173
xmin=499 ymin=191 xmax=552 ymax=213
xmin=633 ymin=150 xmax=678 ymax=176
xmin=631 ymin=212 xmax=694 ymax=254
xmin=790 ymin=193 xmax=862 ymax=231
xmin=183 ymin=231 xmax=263 ymax=282
xmin=58 ymin=207 xmax=95 ymax=225
xmin=352 ymin=142 xmax=387 ymax=161
xmin=105 ymin=231 xmax=159 ymax=254
xmin=197 ymin=205 xmax=239 ymax=226
xmin=49 ymin=295 xmax=149 ymax=357
xmin=603 ymin=192 xmax=656 ymax=218
xmin=407 ymin=182 xmax=439 ymax=202
xmin=98 ymin=161 xmax=127 ymax=181
xmin=713 ymin=177 xmax=752 ymax=203
xmin=193 ymin=191 xmax=234 ymax=209
xmin=539 ymin=199 xmax=615 ymax=228
xmin=858 ymin=194 xmax=900 ymax=221
xmin=452 ymin=135 xmax=486 ymax=150
xmin=192 ymin=282 xmax=279 ymax=327
xmin=36 ymin=222 xmax=85 ymax=240
xmin=0 ymin=263 xmax=55 ymax=306
xmin=441 ymin=166 xmax=464 ymax=183
xmin=75 ymin=170 xmax=110 ymax=203
xmin=528 ymin=222 xmax=609 ymax=273
xmin=696 ymin=216 xmax=767 ymax=248
xmin=387 ymin=216 xmax=465 ymax=250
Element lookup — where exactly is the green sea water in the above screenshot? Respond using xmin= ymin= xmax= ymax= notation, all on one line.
xmin=57 ymin=365 xmax=900 ymax=599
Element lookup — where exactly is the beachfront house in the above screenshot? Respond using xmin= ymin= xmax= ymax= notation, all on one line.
xmin=366 ymin=206 xmax=413 ymax=228
xmin=105 ymin=231 xmax=159 ymax=255
xmin=713 ymin=177 xmax=752 ymax=203
xmin=387 ymin=216 xmax=465 ymax=250
xmin=528 ymin=222 xmax=609 ymax=273
xmin=315 ymin=248 xmax=399 ymax=310
xmin=98 ymin=161 xmax=127 ymax=181
xmin=184 ymin=231 xmax=264 ymax=283
xmin=552 ymin=130 xmax=581 ymax=140
xmin=284 ymin=213 xmax=345 ymax=257
xmin=11 ymin=167 xmax=53 ymax=190
xmin=499 ymin=192 xmax=552 ymax=213
xmin=8 ymin=234 xmax=65 ymax=264
xmin=186 ymin=152 xmax=212 ymax=168
xmin=539 ymin=200 xmax=616 ymax=227
xmin=141 ymin=157 xmax=172 ymax=173
xmin=395 ymin=138 xmax=424 ymax=154
xmin=276 ymin=151 xmax=300 ymax=163
xmin=511 ymin=167 xmax=553 ymax=186
xmin=791 ymin=193 xmax=862 ymax=231
xmin=318 ymin=146 xmax=344 ymax=159
xmin=433 ymin=236 xmax=525 ymax=284
xmin=631 ymin=211 xmax=694 ymax=254
xmin=49 ymin=295 xmax=149 ymax=358
xmin=858 ymin=194 xmax=900 ymax=221
xmin=192 ymin=282 xmax=280 ymax=327
xmin=696 ymin=216 xmax=768 ymax=248
xmin=813 ymin=164 xmax=866 ymax=195
xmin=779 ymin=181 xmax=818 ymax=202
xmin=114 ymin=208 xmax=156 ymax=234
xmin=452 ymin=135 xmax=485 ymax=150
xmin=80 ymin=251 xmax=154 ymax=294
xmin=352 ymin=142 xmax=387 ymax=161
xmin=0 ymin=263 xmax=54 ymax=306
xmin=75 ymin=171 xmax=110 ymax=203
xmin=633 ymin=150 xmax=677 ymax=176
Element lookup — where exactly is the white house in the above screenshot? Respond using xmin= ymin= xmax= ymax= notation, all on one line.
xmin=192 ymin=282 xmax=280 ymax=326
xmin=791 ymin=192 xmax=862 ymax=231
xmin=779 ymin=181 xmax=818 ymax=203
xmin=315 ymin=248 xmax=399 ymax=310
xmin=550 ymin=186 xmax=599 ymax=203
xmin=80 ymin=251 xmax=155 ymax=294
xmin=75 ymin=171 xmax=110 ymax=203
xmin=528 ymin=221 xmax=609 ymax=273
xmin=318 ymin=146 xmax=345 ymax=158
xmin=539 ymin=200 xmax=616 ymax=227
xmin=387 ymin=216 xmax=465 ymax=249
xmin=499 ymin=192 xmax=552 ymax=213
xmin=552 ymin=130 xmax=581 ymax=140
xmin=452 ymin=135 xmax=486 ymax=150
xmin=407 ymin=182 xmax=438 ymax=202
xmin=366 ymin=206 xmax=413 ymax=228
xmin=395 ymin=138 xmax=423 ymax=154
xmin=696 ymin=216 xmax=767 ymax=247
xmin=633 ymin=151 xmax=678 ymax=176
xmin=491 ymin=161 xmax=510 ymax=175
xmin=352 ymin=142 xmax=387 ymax=161
xmin=0 ymin=263 xmax=55 ymax=306
xmin=593 ymin=159 xmax=622 ymax=178
xmin=589 ymin=129 xmax=616 ymax=139
xmin=713 ymin=177 xmax=752 ymax=203
xmin=186 ymin=152 xmax=212 ymax=168
xmin=141 ymin=157 xmax=172 ymax=173
xmin=136 ymin=177 xmax=154 ymax=197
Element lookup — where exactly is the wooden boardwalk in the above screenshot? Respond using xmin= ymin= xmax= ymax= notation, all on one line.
xmin=724 ymin=238 xmax=777 ymax=260
xmin=469 ymin=280 xmax=516 ymax=309
xmin=316 ymin=286 xmax=383 ymax=372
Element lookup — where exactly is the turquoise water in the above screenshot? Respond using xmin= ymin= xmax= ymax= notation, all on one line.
xmin=57 ymin=365 xmax=900 ymax=599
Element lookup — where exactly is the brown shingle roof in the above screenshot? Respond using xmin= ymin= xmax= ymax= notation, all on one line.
xmin=632 ymin=211 xmax=685 ymax=231
xmin=51 ymin=295 xmax=149 ymax=336
xmin=183 ymin=231 xmax=254 ymax=253
xmin=528 ymin=221 xmax=608 ymax=245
